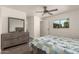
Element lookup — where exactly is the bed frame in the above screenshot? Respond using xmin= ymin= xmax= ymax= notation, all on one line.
xmin=31 ymin=44 xmax=46 ymax=54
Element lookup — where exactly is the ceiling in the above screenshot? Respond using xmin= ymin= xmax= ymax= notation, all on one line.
xmin=2 ymin=5 xmax=79 ymax=16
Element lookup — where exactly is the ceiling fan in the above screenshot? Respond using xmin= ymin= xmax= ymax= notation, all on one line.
xmin=36 ymin=6 xmax=58 ymax=16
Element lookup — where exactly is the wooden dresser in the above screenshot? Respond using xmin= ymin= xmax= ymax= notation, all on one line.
xmin=1 ymin=32 xmax=29 ymax=50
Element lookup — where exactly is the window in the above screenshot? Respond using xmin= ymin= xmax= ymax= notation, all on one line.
xmin=53 ymin=18 xmax=69 ymax=28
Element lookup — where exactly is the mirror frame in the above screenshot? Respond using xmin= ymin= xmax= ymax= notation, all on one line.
xmin=8 ymin=17 xmax=25 ymax=33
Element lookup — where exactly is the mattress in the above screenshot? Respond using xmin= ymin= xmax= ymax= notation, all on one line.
xmin=31 ymin=35 xmax=79 ymax=54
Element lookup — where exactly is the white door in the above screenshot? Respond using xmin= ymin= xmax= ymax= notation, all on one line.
xmin=40 ymin=20 xmax=49 ymax=36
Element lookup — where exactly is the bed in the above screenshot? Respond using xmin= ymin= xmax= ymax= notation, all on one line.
xmin=30 ymin=35 xmax=79 ymax=54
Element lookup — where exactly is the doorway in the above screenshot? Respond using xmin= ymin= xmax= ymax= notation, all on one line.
xmin=40 ymin=20 xmax=49 ymax=36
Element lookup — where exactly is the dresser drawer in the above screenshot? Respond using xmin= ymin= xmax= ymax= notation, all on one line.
xmin=1 ymin=32 xmax=29 ymax=50
xmin=2 ymin=38 xmax=18 ymax=48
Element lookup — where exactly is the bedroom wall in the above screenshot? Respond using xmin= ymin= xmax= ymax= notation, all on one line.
xmin=1 ymin=7 xmax=27 ymax=33
xmin=48 ymin=10 xmax=79 ymax=39
xmin=34 ymin=16 xmax=40 ymax=38
xmin=0 ymin=8 xmax=2 ymax=52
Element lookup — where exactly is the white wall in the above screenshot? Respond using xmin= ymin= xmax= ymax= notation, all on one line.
xmin=34 ymin=16 xmax=40 ymax=38
xmin=1 ymin=7 xmax=27 ymax=33
xmin=0 ymin=8 xmax=2 ymax=52
xmin=48 ymin=10 xmax=79 ymax=39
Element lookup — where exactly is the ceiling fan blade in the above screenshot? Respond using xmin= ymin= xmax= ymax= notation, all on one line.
xmin=48 ymin=12 xmax=53 ymax=15
xmin=48 ymin=9 xmax=58 ymax=12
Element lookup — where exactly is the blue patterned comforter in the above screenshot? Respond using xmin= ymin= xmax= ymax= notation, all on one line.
xmin=31 ymin=35 xmax=79 ymax=54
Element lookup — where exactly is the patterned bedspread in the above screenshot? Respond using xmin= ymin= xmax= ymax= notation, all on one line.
xmin=31 ymin=35 xmax=79 ymax=54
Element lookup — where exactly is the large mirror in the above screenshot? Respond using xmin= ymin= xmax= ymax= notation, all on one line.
xmin=8 ymin=17 xmax=25 ymax=33
xmin=53 ymin=18 xmax=69 ymax=28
